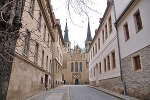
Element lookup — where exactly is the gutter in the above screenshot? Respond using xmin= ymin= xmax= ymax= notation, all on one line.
xmin=110 ymin=0 xmax=127 ymax=95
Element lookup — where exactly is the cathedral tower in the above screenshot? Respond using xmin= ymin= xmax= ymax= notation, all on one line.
xmin=85 ymin=20 xmax=92 ymax=52
xmin=63 ymin=20 xmax=71 ymax=53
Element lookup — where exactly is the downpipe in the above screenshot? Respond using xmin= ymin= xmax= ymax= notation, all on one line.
xmin=110 ymin=0 xmax=127 ymax=95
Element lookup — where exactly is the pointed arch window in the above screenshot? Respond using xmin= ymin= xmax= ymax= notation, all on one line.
xmin=75 ymin=62 xmax=78 ymax=72
xmin=80 ymin=62 xmax=82 ymax=72
xmin=71 ymin=62 xmax=74 ymax=72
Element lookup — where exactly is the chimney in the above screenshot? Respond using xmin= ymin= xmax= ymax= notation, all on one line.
xmin=99 ymin=18 xmax=103 ymax=23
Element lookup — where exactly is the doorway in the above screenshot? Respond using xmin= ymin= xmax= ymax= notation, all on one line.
xmin=45 ymin=74 xmax=48 ymax=90
xmin=75 ymin=79 xmax=79 ymax=85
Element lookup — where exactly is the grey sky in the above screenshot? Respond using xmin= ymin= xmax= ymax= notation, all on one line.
xmin=51 ymin=0 xmax=107 ymax=48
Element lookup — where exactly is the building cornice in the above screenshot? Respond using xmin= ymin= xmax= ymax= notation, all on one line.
xmin=15 ymin=52 xmax=51 ymax=75
xmin=115 ymin=0 xmax=140 ymax=25
xmin=37 ymin=0 xmax=55 ymax=41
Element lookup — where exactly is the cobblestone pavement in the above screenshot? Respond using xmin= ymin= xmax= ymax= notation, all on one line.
xmin=26 ymin=85 xmax=121 ymax=100
xmin=69 ymin=85 xmax=121 ymax=100
xmin=25 ymin=85 xmax=68 ymax=100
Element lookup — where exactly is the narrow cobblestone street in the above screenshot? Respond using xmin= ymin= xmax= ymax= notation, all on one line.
xmin=26 ymin=85 xmax=121 ymax=100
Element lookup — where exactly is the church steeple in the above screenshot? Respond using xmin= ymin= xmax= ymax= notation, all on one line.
xmin=64 ymin=19 xmax=70 ymax=42
xmin=85 ymin=20 xmax=92 ymax=52
xmin=86 ymin=20 xmax=92 ymax=41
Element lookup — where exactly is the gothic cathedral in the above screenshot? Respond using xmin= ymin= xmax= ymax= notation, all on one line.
xmin=62 ymin=20 xmax=92 ymax=85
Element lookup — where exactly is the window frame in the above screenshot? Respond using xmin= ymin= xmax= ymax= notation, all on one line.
xmin=111 ymin=51 xmax=116 ymax=69
xmin=23 ymin=30 xmax=30 ymax=56
xmin=123 ymin=22 xmax=130 ymax=41
xmin=107 ymin=55 xmax=110 ymax=70
xmin=28 ymin=0 xmax=35 ymax=16
xmin=37 ymin=11 xmax=42 ymax=30
xmin=104 ymin=58 xmax=106 ymax=72
xmin=34 ymin=42 xmax=39 ymax=63
xmin=108 ymin=16 xmax=112 ymax=33
xmin=134 ymin=9 xmax=143 ymax=32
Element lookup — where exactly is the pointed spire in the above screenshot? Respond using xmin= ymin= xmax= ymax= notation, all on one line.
xmin=86 ymin=20 xmax=92 ymax=41
xmin=64 ymin=19 xmax=70 ymax=42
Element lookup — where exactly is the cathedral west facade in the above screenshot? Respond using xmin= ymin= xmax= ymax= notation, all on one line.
xmin=62 ymin=20 xmax=92 ymax=85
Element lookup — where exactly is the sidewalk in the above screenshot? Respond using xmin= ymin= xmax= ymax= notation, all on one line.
xmin=25 ymin=85 xmax=68 ymax=100
xmin=89 ymin=86 xmax=138 ymax=100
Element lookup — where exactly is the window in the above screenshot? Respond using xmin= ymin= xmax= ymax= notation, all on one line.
xmin=62 ymin=74 xmax=64 ymax=81
xmin=95 ymin=43 xmax=97 ymax=54
xmin=111 ymin=51 xmax=116 ymax=69
xmin=99 ymin=62 xmax=101 ymax=74
xmin=48 ymin=33 xmax=50 ymax=47
xmin=124 ymin=23 xmax=130 ymax=41
xmin=105 ymin=24 xmax=108 ymax=40
xmin=134 ymin=10 xmax=142 ymax=32
xmin=68 ymin=44 xmax=69 ymax=47
xmin=93 ymin=47 xmax=94 ymax=57
xmin=94 ymin=67 xmax=95 ymax=77
xmin=107 ymin=55 xmax=110 ymax=70
xmin=46 ymin=56 xmax=48 ymax=70
xmin=49 ymin=60 xmax=51 ymax=72
xmin=80 ymin=62 xmax=82 ymax=72
xmin=57 ymin=47 xmax=59 ymax=58
xmin=64 ymin=43 xmax=67 ymax=47
xmin=56 ymin=64 xmax=57 ymax=73
xmin=41 ymin=77 xmax=43 ymax=84
xmin=37 ymin=12 xmax=42 ymax=29
xmin=23 ymin=32 xmax=30 ymax=55
xmin=41 ymin=50 xmax=44 ymax=67
xmin=91 ymin=51 xmax=92 ymax=60
xmin=43 ymin=25 xmax=46 ymax=40
xmin=109 ymin=16 xmax=112 ymax=33
xmin=49 ymin=79 xmax=51 ymax=84
xmin=133 ymin=55 xmax=141 ymax=70
xmin=71 ymin=62 xmax=74 ymax=72
xmin=102 ymin=30 xmax=104 ymax=43
xmin=104 ymin=59 xmax=106 ymax=72
xmin=34 ymin=42 xmax=39 ymax=62
xmin=28 ymin=0 xmax=35 ymax=15
xmin=98 ymin=38 xmax=100 ymax=50
xmin=75 ymin=62 xmax=78 ymax=72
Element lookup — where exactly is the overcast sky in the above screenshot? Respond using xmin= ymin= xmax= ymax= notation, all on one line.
xmin=51 ymin=0 xmax=107 ymax=48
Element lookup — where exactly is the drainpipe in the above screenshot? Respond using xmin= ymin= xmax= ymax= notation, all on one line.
xmin=110 ymin=0 xmax=127 ymax=95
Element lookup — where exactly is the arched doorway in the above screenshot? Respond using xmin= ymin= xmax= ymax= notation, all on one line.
xmin=75 ymin=79 xmax=79 ymax=85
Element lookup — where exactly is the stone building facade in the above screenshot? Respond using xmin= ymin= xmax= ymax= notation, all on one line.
xmin=52 ymin=13 xmax=64 ymax=88
xmin=62 ymin=20 xmax=89 ymax=85
xmin=5 ymin=0 xmax=60 ymax=99
xmin=116 ymin=0 xmax=150 ymax=99
xmin=88 ymin=0 xmax=130 ymax=93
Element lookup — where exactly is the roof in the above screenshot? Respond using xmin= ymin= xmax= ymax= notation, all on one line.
xmin=64 ymin=20 xmax=70 ymax=42
xmin=85 ymin=21 xmax=92 ymax=41
xmin=115 ymin=0 xmax=135 ymax=24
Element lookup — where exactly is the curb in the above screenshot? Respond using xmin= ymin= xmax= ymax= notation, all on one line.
xmin=89 ymin=86 xmax=138 ymax=100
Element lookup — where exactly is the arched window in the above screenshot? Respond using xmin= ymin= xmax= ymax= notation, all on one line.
xmin=80 ymin=62 xmax=82 ymax=72
xmin=75 ymin=62 xmax=78 ymax=72
xmin=71 ymin=62 xmax=74 ymax=72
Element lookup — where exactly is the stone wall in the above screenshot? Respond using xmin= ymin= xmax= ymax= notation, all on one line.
xmin=90 ymin=81 xmax=96 ymax=86
xmin=98 ymin=77 xmax=123 ymax=93
xmin=6 ymin=54 xmax=51 ymax=100
xmin=122 ymin=45 xmax=150 ymax=100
